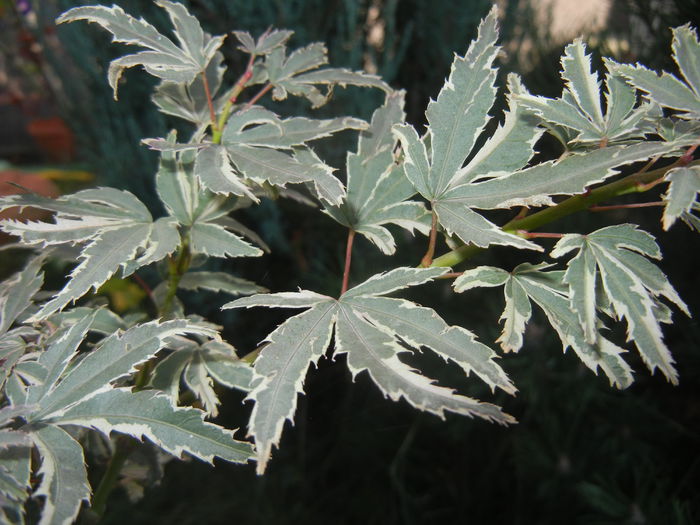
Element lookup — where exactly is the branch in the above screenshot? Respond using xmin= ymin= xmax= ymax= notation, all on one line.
xmin=430 ymin=158 xmax=700 ymax=268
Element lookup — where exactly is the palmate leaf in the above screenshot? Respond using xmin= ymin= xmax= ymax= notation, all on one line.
xmin=324 ymin=91 xmax=431 ymax=254
xmin=257 ymin=40 xmax=390 ymax=108
xmin=512 ymin=40 xmax=658 ymax=146
xmin=394 ymin=12 xmax=686 ymax=248
xmin=454 ymin=263 xmax=634 ymax=389
xmin=1 ymin=316 xmax=253 ymax=523
xmin=153 ymin=138 xmax=264 ymax=260
xmin=391 ymin=8 xmax=542 ymax=252
xmin=233 ymin=29 xmax=293 ymax=56
xmin=611 ymin=24 xmax=700 ymax=119
xmin=661 ymin=165 xmax=700 ymax=230
xmin=0 ymin=189 xmax=175 ymax=320
xmin=28 ymin=319 xmax=217 ymax=421
xmin=57 ymin=0 xmax=225 ymax=99
xmin=551 ymin=224 xmax=688 ymax=384
xmin=150 ymin=337 xmax=253 ymax=417
xmin=145 ymin=109 xmax=366 ymax=205
xmin=225 ymin=267 xmax=514 ymax=473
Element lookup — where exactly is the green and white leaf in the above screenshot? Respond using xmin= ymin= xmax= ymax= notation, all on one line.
xmin=50 ymin=388 xmax=253 ymax=464
xmin=661 ymin=165 xmax=700 ymax=230
xmin=0 ymin=445 xmax=31 ymax=504
xmin=227 ymin=266 xmax=514 ymax=473
xmin=32 ymin=319 xmax=217 ymax=421
xmin=243 ymin=300 xmax=337 ymax=474
xmin=336 ymin=304 xmax=512 ymax=424
xmin=610 ymin=24 xmax=700 ymax=118
xmin=0 ymin=189 xmax=179 ymax=319
xmin=445 ymin=140 xmax=682 ymax=210
xmin=513 ymin=41 xmax=658 ymax=146
xmin=551 ymin=224 xmax=687 ymax=384
xmin=257 ymin=42 xmax=390 ymax=107
xmin=391 ymin=9 xmax=542 ymax=251
xmin=0 ymin=255 xmax=44 ymax=334
xmin=153 ymin=51 xmax=226 ymax=127
xmin=454 ymin=263 xmax=634 ymax=389
xmin=150 ymin=337 xmax=253 ymax=416
xmin=57 ymin=0 xmax=225 ymax=98
xmin=189 ymin=222 xmax=262 ymax=258
xmin=324 ymin=91 xmax=431 ymax=254
xmin=233 ymin=29 xmax=293 ymax=56
xmin=31 ymin=425 xmax=90 ymax=525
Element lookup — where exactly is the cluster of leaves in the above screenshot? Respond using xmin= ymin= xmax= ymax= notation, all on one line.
xmin=0 ymin=1 xmax=698 ymax=523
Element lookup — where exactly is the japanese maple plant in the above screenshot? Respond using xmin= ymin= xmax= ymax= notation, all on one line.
xmin=0 ymin=1 xmax=698 ymax=523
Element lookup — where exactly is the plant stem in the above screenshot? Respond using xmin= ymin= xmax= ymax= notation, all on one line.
xmin=243 ymin=83 xmax=273 ymax=111
xmin=90 ymin=436 xmax=135 ymax=519
xmin=516 ymin=231 xmax=565 ymax=239
xmin=340 ymin=229 xmax=356 ymax=296
xmin=589 ymin=201 xmax=664 ymax=211
xmin=430 ymin=158 xmax=700 ymax=268
xmin=161 ymin=236 xmax=192 ymax=318
xmin=212 ymin=54 xmax=256 ymax=144
xmin=201 ymin=72 xmax=218 ymax=135
xmin=420 ymin=210 xmax=439 ymax=267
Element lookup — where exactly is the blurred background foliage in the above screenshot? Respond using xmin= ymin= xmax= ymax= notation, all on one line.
xmin=1 ymin=0 xmax=700 ymax=523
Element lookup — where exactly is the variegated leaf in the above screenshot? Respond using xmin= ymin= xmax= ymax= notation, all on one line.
xmin=189 ymin=222 xmax=262 ymax=258
xmin=32 ymin=320 xmax=217 ymax=421
xmin=150 ymin=337 xmax=252 ymax=416
xmin=153 ymin=51 xmax=226 ymax=127
xmin=0 ymin=444 xmax=31 ymax=504
xmin=512 ymin=40 xmax=658 ymax=145
xmin=50 ymin=388 xmax=253 ymax=464
xmin=226 ymin=266 xmax=514 ymax=473
xmin=258 ymin=42 xmax=390 ymax=108
xmin=610 ymin=24 xmax=700 ymax=119
xmin=455 ymin=263 xmax=634 ymax=389
xmin=178 ymin=271 xmax=266 ymax=296
xmin=551 ymin=225 xmax=686 ymax=384
xmin=391 ymin=8 xmax=542 ymax=252
xmin=0 ymin=255 xmax=44 ymax=334
xmin=57 ymin=0 xmax=225 ymax=98
xmin=31 ymin=425 xmax=90 ymax=525
xmin=336 ymin=304 xmax=513 ymax=425
xmin=233 ymin=29 xmax=293 ymax=56
xmin=662 ymin=165 xmax=700 ymax=230
xmin=245 ymin=301 xmax=337 ymax=474
xmin=445 ymin=140 xmax=682 ymax=210
xmin=324 ymin=91 xmax=431 ymax=254
xmin=346 ymin=296 xmax=515 ymax=393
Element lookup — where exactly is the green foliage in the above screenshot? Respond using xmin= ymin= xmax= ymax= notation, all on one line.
xmin=0 ymin=1 xmax=698 ymax=522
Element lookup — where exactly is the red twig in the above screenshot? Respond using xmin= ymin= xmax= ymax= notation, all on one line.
xmin=243 ymin=83 xmax=273 ymax=111
xmin=340 ymin=229 xmax=356 ymax=296
xmin=201 ymin=71 xmax=217 ymax=129
xmin=589 ymin=201 xmax=664 ymax=212
xmin=420 ymin=210 xmax=439 ymax=267
xmin=516 ymin=230 xmax=565 ymax=239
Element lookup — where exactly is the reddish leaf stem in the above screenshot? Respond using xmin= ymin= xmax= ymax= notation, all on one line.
xmin=243 ymin=83 xmax=274 ymax=111
xmin=589 ymin=201 xmax=664 ymax=212
xmin=340 ymin=229 xmax=356 ymax=296
xmin=420 ymin=210 xmax=439 ymax=267
xmin=201 ymin=71 xmax=217 ymax=131
xmin=516 ymin=230 xmax=565 ymax=239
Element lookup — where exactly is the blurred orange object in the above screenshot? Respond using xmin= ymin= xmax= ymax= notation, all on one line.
xmin=26 ymin=117 xmax=75 ymax=163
